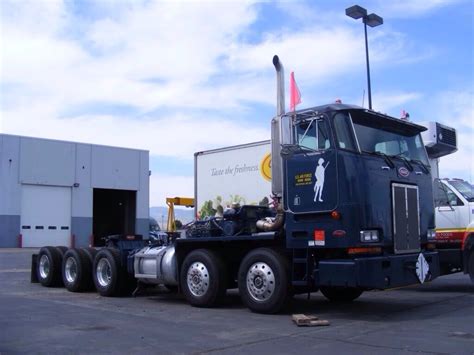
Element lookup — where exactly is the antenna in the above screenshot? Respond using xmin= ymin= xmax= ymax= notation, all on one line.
xmin=361 ymin=89 xmax=366 ymax=107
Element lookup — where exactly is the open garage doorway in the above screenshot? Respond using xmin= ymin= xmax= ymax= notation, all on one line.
xmin=93 ymin=188 xmax=136 ymax=246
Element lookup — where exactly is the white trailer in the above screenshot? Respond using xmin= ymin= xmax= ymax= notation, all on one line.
xmin=194 ymin=140 xmax=272 ymax=218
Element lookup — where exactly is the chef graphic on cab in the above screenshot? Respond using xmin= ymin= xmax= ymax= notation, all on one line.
xmin=313 ymin=158 xmax=330 ymax=202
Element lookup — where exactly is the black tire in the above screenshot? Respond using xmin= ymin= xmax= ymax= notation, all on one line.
xmin=81 ymin=247 xmax=98 ymax=264
xmin=37 ymin=246 xmax=63 ymax=287
xmin=55 ymin=246 xmax=68 ymax=257
xmin=320 ymin=287 xmax=363 ymax=302
xmin=238 ymin=248 xmax=290 ymax=314
xmin=62 ymin=248 xmax=93 ymax=292
xmin=180 ymin=249 xmax=227 ymax=307
xmin=93 ymin=248 xmax=130 ymax=297
xmin=468 ymin=249 xmax=474 ymax=284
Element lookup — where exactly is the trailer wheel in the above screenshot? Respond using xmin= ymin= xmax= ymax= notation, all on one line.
xmin=238 ymin=248 xmax=290 ymax=314
xmin=37 ymin=246 xmax=63 ymax=287
xmin=180 ymin=249 xmax=226 ymax=307
xmin=62 ymin=248 xmax=93 ymax=292
xmin=320 ymin=287 xmax=363 ymax=302
xmin=93 ymin=248 xmax=128 ymax=297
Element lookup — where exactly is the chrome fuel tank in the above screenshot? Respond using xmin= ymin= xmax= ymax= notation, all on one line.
xmin=133 ymin=245 xmax=178 ymax=285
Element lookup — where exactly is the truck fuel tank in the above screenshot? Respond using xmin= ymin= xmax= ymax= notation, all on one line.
xmin=133 ymin=245 xmax=178 ymax=286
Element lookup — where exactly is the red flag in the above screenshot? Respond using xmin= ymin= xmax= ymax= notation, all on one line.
xmin=289 ymin=71 xmax=301 ymax=111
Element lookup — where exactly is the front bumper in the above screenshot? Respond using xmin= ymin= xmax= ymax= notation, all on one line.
xmin=315 ymin=251 xmax=440 ymax=289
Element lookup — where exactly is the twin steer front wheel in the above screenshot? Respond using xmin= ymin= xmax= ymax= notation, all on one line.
xmin=180 ymin=247 xmax=362 ymax=313
xmin=180 ymin=248 xmax=291 ymax=313
xmin=238 ymin=248 xmax=291 ymax=314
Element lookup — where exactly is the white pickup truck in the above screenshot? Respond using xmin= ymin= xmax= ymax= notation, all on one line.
xmin=433 ymin=178 xmax=474 ymax=281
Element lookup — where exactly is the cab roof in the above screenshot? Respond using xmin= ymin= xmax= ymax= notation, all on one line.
xmin=286 ymin=103 xmax=427 ymax=135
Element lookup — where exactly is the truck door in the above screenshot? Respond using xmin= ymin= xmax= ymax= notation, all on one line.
xmin=285 ymin=117 xmax=337 ymax=213
xmin=434 ymin=180 xmax=464 ymax=242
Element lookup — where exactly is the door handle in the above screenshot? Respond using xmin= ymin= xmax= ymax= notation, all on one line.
xmin=381 ymin=166 xmax=390 ymax=171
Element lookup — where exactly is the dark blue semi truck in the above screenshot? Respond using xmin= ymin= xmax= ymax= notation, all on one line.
xmin=33 ymin=56 xmax=440 ymax=313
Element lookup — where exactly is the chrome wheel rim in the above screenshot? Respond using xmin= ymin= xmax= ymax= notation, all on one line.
xmin=96 ymin=258 xmax=112 ymax=287
xmin=65 ymin=256 xmax=78 ymax=283
xmin=187 ymin=262 xmax=209 ymax=297
xmin=246 ymin=262 xmax=275 ymax=302
xmin=39 ymin=255 xmax=50 ymax=279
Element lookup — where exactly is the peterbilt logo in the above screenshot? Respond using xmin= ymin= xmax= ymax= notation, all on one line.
xmin=398 ymin=167 xmax=410 ymax=177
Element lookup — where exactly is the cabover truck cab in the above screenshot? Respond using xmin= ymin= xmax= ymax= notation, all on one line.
xmin=433 ymin=178 xmax=474 ymax=281
xmin=32 ymin=56 xmax=440 ymax=314
xmin=134 ymin=102 xmax=440 ymax=314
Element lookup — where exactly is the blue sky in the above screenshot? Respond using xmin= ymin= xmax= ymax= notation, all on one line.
xmin=1 ymin=0 xmax=473 ymax=206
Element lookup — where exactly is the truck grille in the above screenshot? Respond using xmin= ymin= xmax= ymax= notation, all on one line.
xmin=392 ymin=183 xmax=420 ymax=254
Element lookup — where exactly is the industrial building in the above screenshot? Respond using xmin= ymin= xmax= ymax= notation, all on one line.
xmin=0 ymin=134 xmax=149 ymax=248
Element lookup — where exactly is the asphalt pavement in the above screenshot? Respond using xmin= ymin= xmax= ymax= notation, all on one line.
xmin=0 ymin=248 xmax=473 ymax=354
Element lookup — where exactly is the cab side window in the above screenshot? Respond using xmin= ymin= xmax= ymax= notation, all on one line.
xmin=296 ymin=119 xmax=331 ymax=150
xmin=434 ymin=180 xmax=463 ymax=207
xmin=333 ymin=113 xmax=358 ymax=151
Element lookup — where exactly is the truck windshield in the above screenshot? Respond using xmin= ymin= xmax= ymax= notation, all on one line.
xmin=351 ymin=115 xmax=430 ymax=166
xmin=449 ymin=180 xmax=474 ymax=202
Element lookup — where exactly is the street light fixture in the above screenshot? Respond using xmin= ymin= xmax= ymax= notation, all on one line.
xmin=346 ymin=5 xmax=383 ymax=110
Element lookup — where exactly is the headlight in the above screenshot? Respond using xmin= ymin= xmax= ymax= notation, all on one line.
xmin=427 ymin=229 xmax=436 ymax=240
xmin=360 ymin=230 xmax=380 ymax=243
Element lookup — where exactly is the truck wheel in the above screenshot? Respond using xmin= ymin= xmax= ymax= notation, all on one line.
xmin=37 ymin=246 xmax=63 ymax=287
xmin=62 ymin=248 xmax=93 ymax=292
xmin=238 ymin=248 xmax=290 ymax=314
xmin=93 ymin=248 xmax=128 ymax=297
xmin=468 ymin=250 xmax=474 ymax=283
xmin=81 ymin=247 xmax=97 ymax=264
xmin=320 ymin=287 xmax=363 ymax=302
xmin=55 ymin=246 xmax=68 ymax=257
xmin=180 ymin=249 xmax=227 ymax=307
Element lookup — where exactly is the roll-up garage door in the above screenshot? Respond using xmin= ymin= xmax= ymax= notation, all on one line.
xmin=21 ymin=185 xmax=72 ymax=247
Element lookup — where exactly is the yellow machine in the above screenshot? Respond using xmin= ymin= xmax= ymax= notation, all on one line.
xmin=166 ymin=197 xmax=194 ymax=232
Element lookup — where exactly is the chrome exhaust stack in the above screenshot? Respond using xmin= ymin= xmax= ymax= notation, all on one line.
xmin=271 ymin=55 xmax=289 ymax=199
xmin=273 ymin=55 xmax=285 ymax=116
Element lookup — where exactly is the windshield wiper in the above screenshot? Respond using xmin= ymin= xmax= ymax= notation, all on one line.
xmin=410 ymin=159 xmax=430 ymax=174
xmin=389 ymin=153 xmax=414 ymax=172
xmin=363 ymin=150 xmax=395 ymax=169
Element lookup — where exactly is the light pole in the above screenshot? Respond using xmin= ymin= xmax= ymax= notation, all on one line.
xmin=346 ymin=5 xmax=383 ymax=110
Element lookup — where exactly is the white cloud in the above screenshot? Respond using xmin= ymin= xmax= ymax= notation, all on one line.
xmin=2 ymin=108 xmax=269 ymax=159
xmin=150 ymin=173 xmax=194 ymax=207
xmin=372 ymin=91 xmax=423 ymax=114
xmin=2 ymin=0 xmax=470 ymax=206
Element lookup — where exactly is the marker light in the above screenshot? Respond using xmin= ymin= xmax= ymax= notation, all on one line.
xmin=314 ymin=230 xmax=325 ymax=246
xmin=427 ymin=229 xmax=436 ymax=240
xmin=331 ymin=211 xmax=341 ymax=220
xmin=360 ymin=230 xmax=380 ymax=242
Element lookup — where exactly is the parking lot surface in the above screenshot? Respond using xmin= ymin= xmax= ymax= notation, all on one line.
xmin=0 ymin=248 xmax=473 ymax=354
